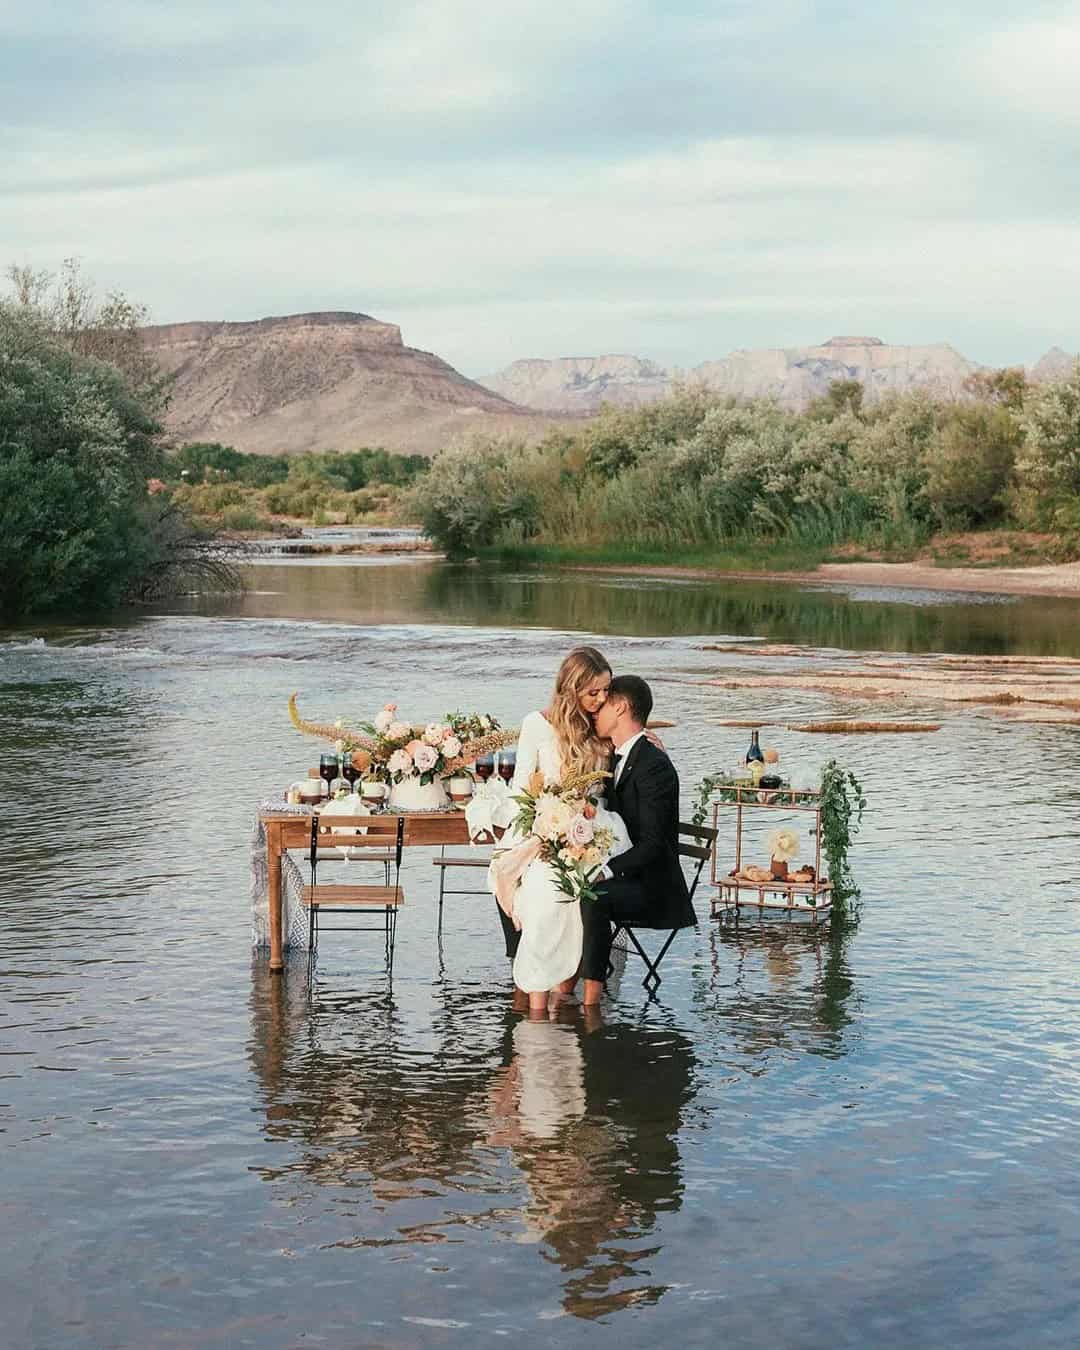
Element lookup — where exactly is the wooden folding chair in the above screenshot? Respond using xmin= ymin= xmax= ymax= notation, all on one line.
xmin=303 ymin=814 xmax=407 ymax=972
xmin=613 ymin=820 xmax=718 ymax=990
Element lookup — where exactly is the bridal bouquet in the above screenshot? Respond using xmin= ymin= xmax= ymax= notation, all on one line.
xmin=510 ymin=770 xmax=615 ymax=904
xmin=288 ymin=694 xmax=515 ymax=782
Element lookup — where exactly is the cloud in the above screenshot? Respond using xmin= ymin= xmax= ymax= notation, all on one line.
xmin=1 ymin=1 xmax=1077 ymax=373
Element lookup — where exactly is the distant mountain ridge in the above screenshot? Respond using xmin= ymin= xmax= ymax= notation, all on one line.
xmin=141 ymin=312 xmax=1078 ymax=454
xmin=481 ymin=336 xmax=1078 ymax=413
xmin=141 ymin=311 xmax=553 ymax=455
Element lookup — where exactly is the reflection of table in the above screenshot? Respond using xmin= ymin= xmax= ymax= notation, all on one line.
xmin=260 ymin=809 xmax=470 ymax=971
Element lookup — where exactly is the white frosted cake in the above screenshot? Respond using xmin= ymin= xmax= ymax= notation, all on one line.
xmin=388 ymin=776 xmax=450 ymax=811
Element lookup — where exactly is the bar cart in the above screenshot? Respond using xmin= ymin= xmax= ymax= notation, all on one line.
xmin=710 ymin=784 xmax=833 ymax=922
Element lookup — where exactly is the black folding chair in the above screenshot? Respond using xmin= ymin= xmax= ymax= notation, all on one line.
xmin=303 ymin=813 xmax=406 ymax=973
xmin=613 ymin=821 xmax=718 ymax=989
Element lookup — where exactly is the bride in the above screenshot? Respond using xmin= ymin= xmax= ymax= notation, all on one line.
xmin=490 ymin=646 xmax=631 ymax=1012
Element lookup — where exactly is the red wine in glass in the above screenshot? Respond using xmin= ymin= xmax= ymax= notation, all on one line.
xmin=341 ymin=753 xmax=360 ymax=790
xmin=497 ymin=752 xmax=516 ymax=786
xmin=475 ymin=754 xmax=495 ymax=783
xmin=319 ymin=753 xmax=339 ymax=795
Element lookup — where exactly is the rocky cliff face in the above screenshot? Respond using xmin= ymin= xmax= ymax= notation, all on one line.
xmin=480 ymin=336 xmax=984 ymax=412
xmin=142 ymin=311 xmax=547 ymax=455
xmin=1030 ymin=347 xmax=1079 ymax=383
xmin=480 ymin=354 xmax=671 ymax=411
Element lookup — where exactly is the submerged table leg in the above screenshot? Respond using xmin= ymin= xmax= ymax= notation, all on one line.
xmin=267 ymin=820 xmax=284 ymax=971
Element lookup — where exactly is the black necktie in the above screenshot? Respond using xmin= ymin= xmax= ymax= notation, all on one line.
xmin=612 ymin=752 xmax=623 ymax=786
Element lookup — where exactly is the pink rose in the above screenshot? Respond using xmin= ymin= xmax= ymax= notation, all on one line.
xmin=387 ymin=721 xmax=411 ymax=741
xmin=413 ymin=743 xmax=438 ymax=773
xmin=568 ymin=815 xmax=595 ymax=847
xmin=406 ymin=738 xmax=426 ymax=759
xmin=384 ymin=702 xmax=397 ymax=713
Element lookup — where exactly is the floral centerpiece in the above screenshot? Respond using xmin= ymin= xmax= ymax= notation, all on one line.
xmin=288 ymin=694 xmax=516 ymax=811
xmin=504 ymin=770 xmax=615 ymax=905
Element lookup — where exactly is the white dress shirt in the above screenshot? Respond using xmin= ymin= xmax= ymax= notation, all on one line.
xmin=612 ymin=730 xmax=646 ymax=787
xmin=599 ymin=729 xmax=647 ymax=882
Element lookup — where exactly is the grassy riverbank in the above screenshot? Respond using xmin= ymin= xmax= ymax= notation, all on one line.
xmin=481 ymin=529 xmax=1071 ymax=575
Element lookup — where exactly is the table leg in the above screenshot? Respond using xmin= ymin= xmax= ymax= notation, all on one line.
xmin=267 ymin=820 xmax=284 ymax=971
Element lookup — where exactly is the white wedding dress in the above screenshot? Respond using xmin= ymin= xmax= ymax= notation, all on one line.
xmin=492 ymin=710 xmax=630 ymax=993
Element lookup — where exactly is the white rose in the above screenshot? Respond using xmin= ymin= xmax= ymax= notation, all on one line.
xmin=374 ymin=709 xmax=393 ymax=732
xmin=388 ymin=721 xmax=411 ymax=741
xmin=442 ymin=735 xmax=461 ymax=758
xmin=387 ymin=749 xmax=412 ymax=776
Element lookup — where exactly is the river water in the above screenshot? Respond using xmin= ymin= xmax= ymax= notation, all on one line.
xmin=3 ymin=556 xmax=1079 ymax=1349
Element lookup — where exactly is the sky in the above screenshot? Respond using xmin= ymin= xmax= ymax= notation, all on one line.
xmin=3 ymin=0 xmax=1079 ymax=376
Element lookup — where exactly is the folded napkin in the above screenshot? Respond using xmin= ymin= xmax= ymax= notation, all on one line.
xmin=464 ymin=779 xmax=515 ymax=842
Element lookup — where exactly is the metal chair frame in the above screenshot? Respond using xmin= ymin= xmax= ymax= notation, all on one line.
xmin=612 ymin=821 xmax=718 ymax=989
xmin=431 ymin=843 xmax=493 ymax=932
xmin=306 ymin=814 xmax=406 ymax=972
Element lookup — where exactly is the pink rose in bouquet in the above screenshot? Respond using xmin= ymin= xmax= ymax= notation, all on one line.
xmin=568 ymin=814 xmax=595 ymax=847
xmin=412 ymin=743 xmax=438 ymax=773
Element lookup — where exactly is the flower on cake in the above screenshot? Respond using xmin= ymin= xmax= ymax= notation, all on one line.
xmin=767 ymin=827 xmax=799 ymax=861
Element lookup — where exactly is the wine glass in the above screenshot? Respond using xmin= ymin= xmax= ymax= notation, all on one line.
xmin=474 ymin=754 xmax=495 ymax=784
xmin=319 ymin=753 xmax=339 ymax=798
xmin=497 ymin=750 xmax=516 ymax=786
xmin=341 ymin=753 xmax=360 ymax=791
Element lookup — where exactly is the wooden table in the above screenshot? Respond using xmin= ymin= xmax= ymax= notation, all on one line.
xmin=260 ymin=809 xmax=471 ymax=971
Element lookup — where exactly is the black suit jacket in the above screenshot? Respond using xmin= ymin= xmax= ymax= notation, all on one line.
xmin=606 ymin=736 xmax=696 ymax=929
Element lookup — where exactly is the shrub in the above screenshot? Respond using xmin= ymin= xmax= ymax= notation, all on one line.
xmin=1014 ymin=364 xmax=1080 ymax=525
xmin=409 ymin=438 xmax=539 ymax=557
xmin=924 ymin=405 xmax=1019 ymax=527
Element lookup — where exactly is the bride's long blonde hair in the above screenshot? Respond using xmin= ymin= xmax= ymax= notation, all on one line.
xmin=545 ymin=646 xmax=612 ymax=782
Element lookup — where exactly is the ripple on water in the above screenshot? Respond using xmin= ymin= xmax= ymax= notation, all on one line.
xmin=4 ymin=566 xmax=1080 ymax=1347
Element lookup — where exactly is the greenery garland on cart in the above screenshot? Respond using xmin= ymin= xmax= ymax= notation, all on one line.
xmin=692 ymin=758 xmax=867 ymax=908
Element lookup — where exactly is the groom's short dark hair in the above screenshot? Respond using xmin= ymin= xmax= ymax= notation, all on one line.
xmin=609 ymin=675 xmax=652 ymax=726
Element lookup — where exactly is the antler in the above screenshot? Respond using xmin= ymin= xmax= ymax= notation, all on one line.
xmin=287 ymin=693 xmax=378 ymax=751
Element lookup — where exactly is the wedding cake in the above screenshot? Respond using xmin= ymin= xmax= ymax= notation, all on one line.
xmin=388 ymin=775 xmax=449 ymax=812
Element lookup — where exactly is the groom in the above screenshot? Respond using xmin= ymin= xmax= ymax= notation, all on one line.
xmin=583 ymin=675 xmax=696 ymax=1004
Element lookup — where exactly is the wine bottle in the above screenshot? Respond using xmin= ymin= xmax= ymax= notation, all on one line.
xmin=745 ymin=729 xmax=764 ymax=765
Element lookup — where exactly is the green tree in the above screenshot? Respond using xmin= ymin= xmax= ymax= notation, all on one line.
xmin=1014 ymin=364 xmax=1080 ymax=527
xmin=924 ymin=405 xmax=1019 ymax=527
xmin=1 ymin=268 xmax=239 ymax=620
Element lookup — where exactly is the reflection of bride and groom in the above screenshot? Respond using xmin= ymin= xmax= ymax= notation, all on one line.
xmin=249 ymin=965 xmax=698 ymax=1319
xmin=490 ymin=646 xmax=697 ymax=1013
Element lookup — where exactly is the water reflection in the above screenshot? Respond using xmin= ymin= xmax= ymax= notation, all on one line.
xmin=184 ymin=558 xmax=1080 ymax=655
xmin=693 ymin=914 xmax=859 ymax=1062
xmin=248 ymin=963 xmax=696 ymax=1321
